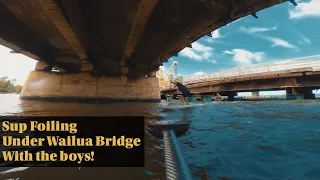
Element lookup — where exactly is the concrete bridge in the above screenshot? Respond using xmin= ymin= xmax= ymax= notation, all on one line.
xmin=0 ymin=0 xmax=295 ymax=102
xmin=161 ymin=60 xmax=320 ymax=100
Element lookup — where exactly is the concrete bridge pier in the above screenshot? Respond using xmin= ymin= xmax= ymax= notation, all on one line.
xmin=223 ymin=92 xmax=237 ymax=101
xmin=286 ymin=87 xmax=315 ymax=100
xmin=252 ymin=91 xmax=260 ymax=97
xmin=20 ymin=62 xmax=161 ymax=102
xmin=201 ymin=95 xmax=212 ymax=103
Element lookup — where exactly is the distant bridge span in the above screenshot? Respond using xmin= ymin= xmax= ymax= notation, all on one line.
xmin=161 ymin=60 xmax=320 ymax=100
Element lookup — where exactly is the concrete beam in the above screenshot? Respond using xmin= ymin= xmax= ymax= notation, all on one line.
xmin=0 ymin=0 xmax=85 ymax=62
xmin=129 ymin=0 xmax=217 ymax=68
xmin=186 ymin=71 xmax=317 ymax=88
xmin=35 ymin=0 xmax=87 ymax=60
xmin=120 ymin=0 xmax=159 ymax=65
xmin=59 ymin=0 xmax=88 ymax=52
xmin=0 ymin=38 xmax=39 ymax=60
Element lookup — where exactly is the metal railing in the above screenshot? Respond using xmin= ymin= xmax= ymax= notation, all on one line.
xmin=161 ymin=60 xmax=320 ymax=89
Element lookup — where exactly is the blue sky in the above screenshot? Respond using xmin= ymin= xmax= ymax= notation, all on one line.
xmin=0 ymin=0 xmax=320 ymax=89
xmin=162 ymin=0 xmax=320 ymax=78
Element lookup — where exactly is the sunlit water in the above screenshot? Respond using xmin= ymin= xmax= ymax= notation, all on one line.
xmin=1 ymin=94 xmax=320 ymax=180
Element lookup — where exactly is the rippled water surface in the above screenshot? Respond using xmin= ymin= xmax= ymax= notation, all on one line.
xmin=1 ymin=94 xmax=320 ymax=180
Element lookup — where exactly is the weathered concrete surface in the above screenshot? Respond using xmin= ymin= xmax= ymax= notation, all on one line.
xmin=0 ymin=0 xmax=290 ymax=76
xmin=21 ymin=71 xmax=160 ymax=102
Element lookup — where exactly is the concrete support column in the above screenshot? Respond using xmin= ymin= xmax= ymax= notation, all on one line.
xmin=252 ymin=91 xmax=259 ymax=97
xmin=286 ymin=87 xmax=293 ymax=95
xmin=20 ymin=71 xmax=160 ymax=102
xmin=81 ymin=64 xmax=94 ymax=72
xmin=188 ymin=96 xmax=197 ymax=103
xmin=228 ymin=95 xmax=235 ymax=101
xmin=120 ymin=66 xmax=129 ymax=75
xmin=286 ymin=87 xmax=315 ymax=100
xmin=286 ymin=87 xmax=302 ymax=100
xmin=299 ymin=88 xmax=315 ymax=99
xmin=34 ymin=61 xmax=54 ymax=71
xmin=201 ymin=95 xmax=212 ymax=103
xmin=148 ymin=71 xmax=157 ymax=77
xmin=226 ymin=92 xmax=237 ymax=101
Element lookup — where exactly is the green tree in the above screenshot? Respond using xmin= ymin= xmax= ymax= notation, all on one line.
xmin=0 ymin=77 xmax=23 ymax=93
xmin=14 ymin=85 xmax=23 ymax=93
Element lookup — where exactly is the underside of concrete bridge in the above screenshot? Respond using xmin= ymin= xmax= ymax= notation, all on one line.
xmin=0 ymin=0 xmax=292 ymax=102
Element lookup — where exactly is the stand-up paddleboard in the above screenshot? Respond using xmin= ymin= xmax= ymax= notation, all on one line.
xmin=158 ymin=103 xmax=205 ymax=110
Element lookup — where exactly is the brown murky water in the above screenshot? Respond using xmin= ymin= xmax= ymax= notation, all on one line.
xmin=2 ymin=94 xmax=320 ymax=180
xmin=0 ymin=94 xmax=166 ymax=180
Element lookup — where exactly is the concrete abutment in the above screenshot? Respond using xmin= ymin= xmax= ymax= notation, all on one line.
xmin=20 ymin=71 xmax=161 ymax=103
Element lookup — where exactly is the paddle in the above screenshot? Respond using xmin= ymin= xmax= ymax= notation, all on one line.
xmin=146 ymin=122 xmax=192 ymax=180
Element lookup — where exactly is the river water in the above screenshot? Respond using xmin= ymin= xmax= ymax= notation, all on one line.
xmin=0 ymin=94 xmax=320 ymax=180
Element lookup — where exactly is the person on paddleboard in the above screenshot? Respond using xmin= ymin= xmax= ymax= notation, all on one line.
xmin=216 ymin=93 xmax=222 ymax=101
xmin=171 ymin=81 xmax=190 ymax=105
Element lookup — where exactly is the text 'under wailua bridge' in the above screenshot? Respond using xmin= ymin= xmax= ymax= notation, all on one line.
xmin=161 ymin=59 xmax=320 ymax=100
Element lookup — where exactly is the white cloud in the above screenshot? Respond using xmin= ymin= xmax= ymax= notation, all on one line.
xmin=207 ymin=29 xmax=224 ymax=43
xmin=289 ymin=0 xmax=320 ymax=19
xmin=270 ymin=54 xmax=320 ymax=64
xmin=179 ymin=42 xmax=213 ymax=61
xmin=240 ymin=26 xmax=277 ymax=33
xmin=194 ymin=72 xmax=205 ymax=76
xmin=192 ymin=42 xmax=213 ymax=52
xmin=238 ymin=26 xmax=297 ymax=49
xmin=223 ymin=49 xmax=266 ymax=66
xmin=212 ymin=29 xmax=220 ymax=39
xmin=223 ymin=50 xmax=234 ymax=55
xmin=226 ymin=18 xmax=242 ymax=26
xmin=267 ymin=37 xmax=297 ymax=48
xmin=258 ymin=36 xmax=297 ymax=49
xmin=291 ymin=29 xmax=311 ymax=45
xmin=298 ymin=34 xmax=311 ymax=44
xmin=210 ymin=60 xmax=218 ymax=64
xmin=179 ymin=48 xmax=203 ymax=60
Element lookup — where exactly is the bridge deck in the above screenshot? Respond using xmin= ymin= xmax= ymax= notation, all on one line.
xmin=161 ymin=60 xmax=320 ymax=94
xmin=0 ymin=0 xmax=290 ymax=76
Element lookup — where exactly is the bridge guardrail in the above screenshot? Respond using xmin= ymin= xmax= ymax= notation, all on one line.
xmin=161 ymin=60 xmax=320 ymax=89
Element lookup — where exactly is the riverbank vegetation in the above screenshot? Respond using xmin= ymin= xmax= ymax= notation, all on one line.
xmin=0 ymin=76 xmax=23 ymax=93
